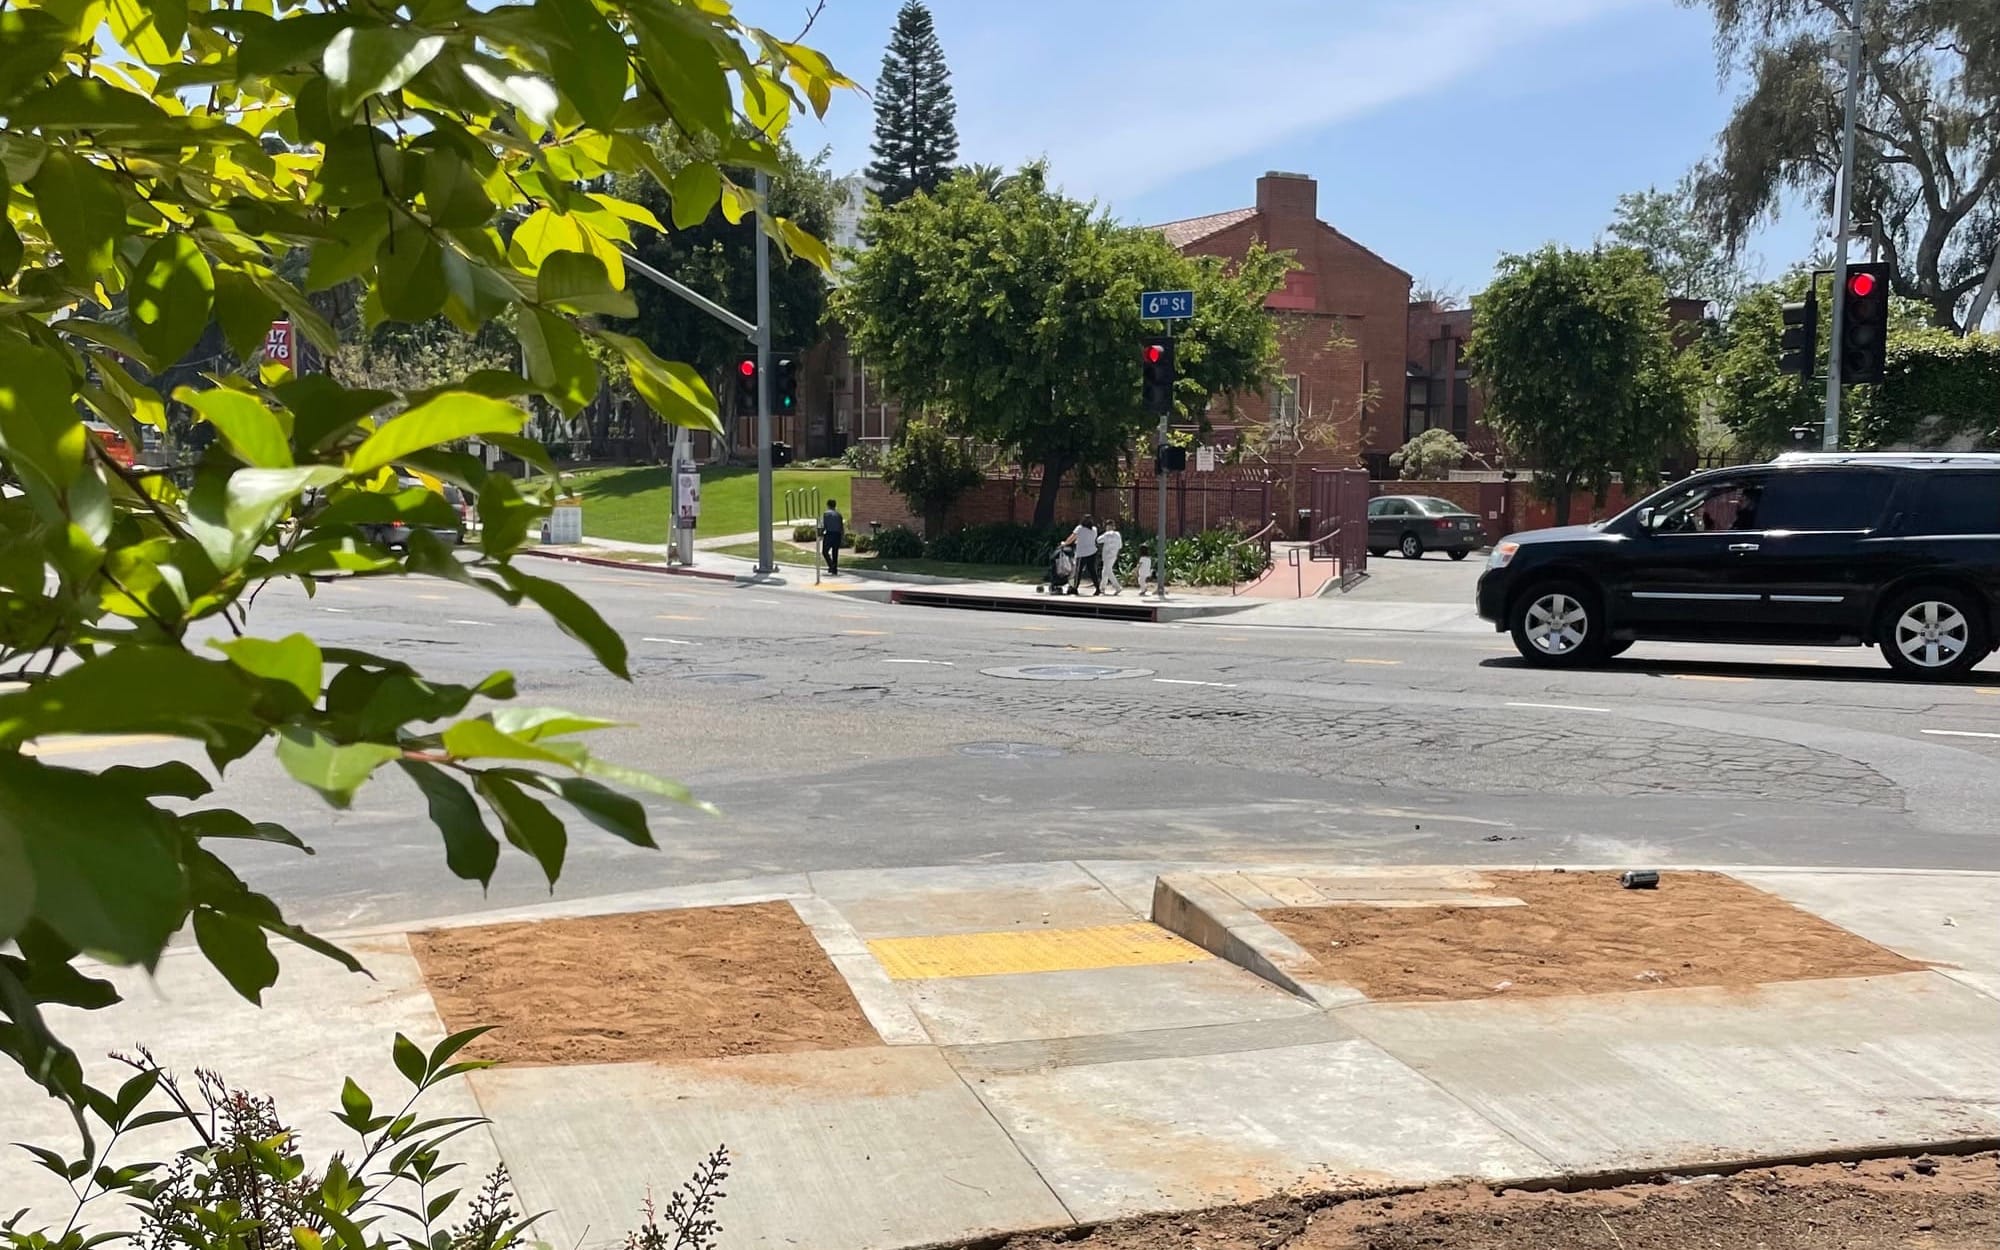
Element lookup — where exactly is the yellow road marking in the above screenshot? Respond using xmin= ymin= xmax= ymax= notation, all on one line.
xmin=1015 ymin=625 xmax=1055 ymax=632
xmin=841 ymin=629 xmax=887 ymax=636
xmin=1979 ymin=688 xmax=2000 ymax=696
xmin=868 ymin=923 xmax=1211 ymax=980
xmin=1068 ymin=645 xmax=1115 ymax=653
xmin=1346 ymin=657 xmax=1402 ymax=666
xmin=24 ymin=734 xmax=179 ymax=757
xmin=416 ymin=593 xmax=448 ymax=601
xmin=1674 ymin=673 xmax=1753 ymax=683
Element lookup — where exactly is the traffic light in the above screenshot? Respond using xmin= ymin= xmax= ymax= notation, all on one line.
xmin=733 ymin=356 xmax=758 ymax=417
xmin=1839 ymin=262 xmax=1889 ymax=384
xmin=1141 ymin=336 xmax=1175 ymax=416
xmin=775 ymin=355 xmax=798 ymax=414
xmin=1155 ymin=445 xmax=1187 ymax=473
xmin=1778 ymin=293 xmax=1817 ymax=378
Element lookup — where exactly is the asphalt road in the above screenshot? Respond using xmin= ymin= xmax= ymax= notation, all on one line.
xmin=64 ymin=553 xmax=2000 ymax=933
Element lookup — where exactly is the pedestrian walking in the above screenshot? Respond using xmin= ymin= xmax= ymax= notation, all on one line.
xmin=1099 ymin=519 xmax=1124 ymax=594
xmin=819 ymin=499 xmax=845 ymax=575
xmin=1064 ymin=515 xmax=1101 ymax=595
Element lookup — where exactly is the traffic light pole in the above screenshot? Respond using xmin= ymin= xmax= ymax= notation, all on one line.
xmin=1823 ymin=0 xmax=1863 ymax=451
xmin=1154 ymin=324 xmax=1170 ymax=599
xmin=754 ymin=168 xmax=774 ymax=574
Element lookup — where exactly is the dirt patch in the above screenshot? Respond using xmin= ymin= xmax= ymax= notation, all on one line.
xmin=410 ymin=902 xmax=880 ymax=1065
xmin=1261 ymin=870 xmax=1921 ymax=1001
xmin=969 ymin=1153 xmax=1999 ymax=1250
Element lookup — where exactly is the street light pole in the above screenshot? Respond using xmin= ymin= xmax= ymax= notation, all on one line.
xmin=754 ymin=168 xmax=774 ymax=574
xmin=1823 ymin=0 xmax=1864 ymax=451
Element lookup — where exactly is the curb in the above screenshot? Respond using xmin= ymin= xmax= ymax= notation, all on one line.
xmin=519 ymin=547 xmax=782 ymax=585
xmin=1150 ymin=874 xmax=1359 ymax=1006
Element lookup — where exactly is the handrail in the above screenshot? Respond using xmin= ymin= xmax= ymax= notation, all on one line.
xmin=1228 ymin=514 xmax=1282 ymax=596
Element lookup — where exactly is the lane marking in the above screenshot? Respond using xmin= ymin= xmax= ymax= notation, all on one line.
xmin=1979 ymin=688 xmax=2000 ymax=696
xmin=447 ymin=618 xmax=492 ymax=627
xmin=1673 ymin=673 xmax=1753 ymax=683
xmin=1345 ymin=657 xmax=1402 ymax=666
xmin=416 ymin=593 xmax=448 ymax=601
xmin=1921 ymin=729 xmax=2000 ymax=740
xmin=883 ymin=658 xmax=953 ymax=666
xmin=323 ymin=606 xmax=349 ymax=613
xmin=1155 ymin=678 xmax=1237 ymax=688
xmin=1014 ymin=625 xmax=1055 ymax=632
xmin=655 ymin=614 xmax=702 ymax=622
xmin=642 ymin=637 xmax=698 ymax=646
xmin=841 ymin=629 xmax=888 ymax=636
xmin=869 ymin=923 xmax=1210 ymax=980
xmin=24 ymin=733 xmax=180 ymax=757
xmin=1507 ymin=701 xmax=1611 ymax=713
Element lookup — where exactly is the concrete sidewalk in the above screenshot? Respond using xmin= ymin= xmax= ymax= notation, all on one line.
xmin=6 ymin=861 xmax=1995 ymax=1249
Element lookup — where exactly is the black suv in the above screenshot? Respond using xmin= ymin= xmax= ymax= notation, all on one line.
xmin=1476 ymin=454 xmax=2000 ymax=680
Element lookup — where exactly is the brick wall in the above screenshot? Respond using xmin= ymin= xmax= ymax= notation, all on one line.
xmin=1365 ymin=480 xmax=1634 ymax=542
xmin=850 ymin=473 xmax=1275 ymax=540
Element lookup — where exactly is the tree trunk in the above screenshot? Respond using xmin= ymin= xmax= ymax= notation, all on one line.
xmin=923 ymin=504 xmax=945 ymax=540
xmin=1551 ymin=472 xmax=1575 ymax=527
xmin=1030 ymin=456 xmax=1068 ymax=528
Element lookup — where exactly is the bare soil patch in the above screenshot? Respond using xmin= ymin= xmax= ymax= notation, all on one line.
xmin=971 ymin=1153 xmax=1999 ymax=1250
xmin=1261 ymin=870 xmax=1921 ymax=1001
xmin=410 ymin=902 xmax=880 ymax=1065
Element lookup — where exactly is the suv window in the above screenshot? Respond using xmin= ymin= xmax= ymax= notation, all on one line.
xmin=1903 ymin=473 xmax=2000 ymax=536
xmin=1755 ymin=470 xmax=1895 ymax=531
xmin=1646 ymin=477 xmax=1762 ymax=533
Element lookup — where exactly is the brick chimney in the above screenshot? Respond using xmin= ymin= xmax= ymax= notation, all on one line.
xmin=1255 ymin=171 xmax=1318 ymax=252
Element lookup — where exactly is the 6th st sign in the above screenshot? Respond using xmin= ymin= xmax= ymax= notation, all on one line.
xmin=1140 ymin=289 xmax=1195 ymax=320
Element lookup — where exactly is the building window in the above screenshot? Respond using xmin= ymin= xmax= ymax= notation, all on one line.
xmin=1404 ymin=376 xmax=1428 ymax=443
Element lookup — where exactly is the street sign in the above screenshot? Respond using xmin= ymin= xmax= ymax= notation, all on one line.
xmin=1195 ymin=446 xmax=1216 ymax=473
xmin=265 ymin=320 xmax=293 ymax=367
xmin=1140 ymin=289 xmax=1195 ymax=320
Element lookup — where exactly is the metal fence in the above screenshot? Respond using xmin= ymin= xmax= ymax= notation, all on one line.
xmin=1309 ymin=467 xmax=1371 ymax=586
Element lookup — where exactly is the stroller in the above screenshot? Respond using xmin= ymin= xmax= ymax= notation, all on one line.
xmin=1038 ymin=544 xmax=1076 ymax=594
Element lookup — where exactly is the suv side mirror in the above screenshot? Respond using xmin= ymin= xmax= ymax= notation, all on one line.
xmin=1635 ymin=506 xmax=1655 ymax=533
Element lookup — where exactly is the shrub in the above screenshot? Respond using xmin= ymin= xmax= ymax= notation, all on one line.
xmin=1390 ymin=428 xmax=1472 ymax=479
xmin=872 ymin=526 xmax=925 ymax=559
xmin=841 ymin=442 xmax=884 ymax=472
xmin=880 ymin=419 xmax=982 ymax=538
xmin=1160 ymin=527 xmax=1270 ymax=587
xmin=853 ymin=532 xmax=877 ymax=553
xmin=925 ymin=523 xmax=1066 ymax=566
xmin=792 ymin=525 xmax=819 ymax=542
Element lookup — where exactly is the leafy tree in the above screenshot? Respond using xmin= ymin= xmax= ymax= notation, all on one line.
xmin=0 ymin=0 xmax=848 ymax=1128
xmin=1390 ymin=428 xmax=1473 ymax=479
xmin=881 ymin=417 xmax=982 ymax=537
xmin=1605 ymin=173 xmax=1752 ymax=310
xmin=836 ymin=171 xmax=1283 ymax=526
xmin=1710 ymin=274 xmax=1824 ymax=452
xmin=1680 ymin=0 xmax=1999 ymax=330
xmin=866 ymin=1 xmax=960 ymax=207
xmin=618 ymin=134 xmax=842 ymax=416
xmin=1851 ymin=327 xmax=2000 ymax=446
xmin=1468 ymin=247 xmax=1697 ymax=524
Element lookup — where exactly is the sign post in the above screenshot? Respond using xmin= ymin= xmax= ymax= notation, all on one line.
xmin=265 ymin=320 xmax=294 ymax=371
xmin=1139 ymin=290 xmax=1196 ymax=598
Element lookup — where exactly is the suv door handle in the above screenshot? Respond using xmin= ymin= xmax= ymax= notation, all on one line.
xmin=1728 ymin=542 xmax=1760 ymax=552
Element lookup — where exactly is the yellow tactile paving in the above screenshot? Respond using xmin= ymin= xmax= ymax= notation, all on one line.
xmin=869 ymin=923 xmax=1212 ymax=980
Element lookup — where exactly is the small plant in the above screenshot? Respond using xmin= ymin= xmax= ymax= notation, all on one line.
xmin=852 ymin=533 xmax=877 ymax=553
xmin=880 ymin=419 xmax=982 ymax=538
xmin=792 ymin=525 xmax=819 ymax=542
xmin=872 ymin=526 xmax=925 ymax=560
xmin=841 ymin=442 xmax=884 ymax=473
xmin=924 ymin=523 xmax=1066 ymax=566
xmin=1389 ymin=428 xmax=1473 ymax=480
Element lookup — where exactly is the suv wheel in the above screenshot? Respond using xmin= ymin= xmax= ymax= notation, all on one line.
xmin=1509 ymin=581 xmax=1605 ymax=667
xmin=1399 ymin=533 xmax=1423 ymax=559
xmin=1881 ymin=588 xmax=1987 ymax=681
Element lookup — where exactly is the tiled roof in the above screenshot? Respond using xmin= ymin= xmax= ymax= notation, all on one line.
xmin=1150 ymin=207 xmax=1258 ymax=249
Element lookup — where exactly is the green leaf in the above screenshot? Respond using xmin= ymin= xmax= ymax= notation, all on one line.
xmin=516 ymin=306 xmax=598 ymax=415
xmin=108 ymin=0 xmax=184 ymax=66
xmin=476 ymin=772 xmax=567 ymax=885
xmin=376 ymin=230 xmax=447 ymax=323
xmin=0 ymin=817 xmax=29 ymax=941
xmin=28 ymin=149 xmax=126 ymax=282
xmin=339 ymin=1076 xmax=373 ymax=1127
xmin=426 ymin=1025 xmax=496 ymax=1073
xmin=101 ymin=760 xmax=212 ymax=800
xmin=275 ymin=728 xmax=402 ymax=807
xmin=398 ymin=761 xmax=500 ymax=887
xmin=549 ymin=776 xmax=654 ymax=848
xmin=324 ymin=26 xmax=446 ymax=116
xmin=498 ymin=566 xmax=629 ymax=678
xmin=537 ymin=250 xmax=636 ymax=318
xmin=392 ymin=1033 xmax=426 ymax=1086
xmin=237 ymin=11 xmax=354 ymax=76
xmin=577 ymin=755 xmax=706 ymax=811
xmin=629 ymin=2 xmax=732 ymax=138
xmin=215 ymin=270 xmax=284 ymax=361
xmin=668 ymin=162 xmax=720 ymax=230
xmin=536 ymin=0 xmax=626 ymax=129
xmin=276 ymin=373 xmax=393 ymax=451
xmin=0 ymin=337 xmax=86 ymax=498
xmin=440 ymin=718 xmax=581 ymax=767
xmin=348 ymin=392 xmax=528 ymax=476
xmin=422 ymin=151 xmax=494 ymax=229
xmin=0 ymin=755 xmax=188 ymax=965
xmin=175 ymin=387 xmax=292 ymax=468
xmin=215 ymin=634 xmax=324 ymax=702
xmin=776 ymin=217 xmax=832 ymax=274
xmin=489 ymin=707 xmax=619 ymax=739
xmin=0 ymin=12 xmax=70 ymax=111
xmin=129 ymin=234 xmax=216 ymax=371
xmin=596 ymin=331 xmax=720 ymax=434
xmin=0 ymin=647 xmax=260 ymax=749
xmin=191 ymin=908 xmax=280 ymax=1004
xmin=224 ymin=465 xmax=346 ymax=544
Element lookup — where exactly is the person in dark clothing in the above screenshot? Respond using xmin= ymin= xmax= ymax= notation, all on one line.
xmin=819 ymin=500 xmax=845 ymax=574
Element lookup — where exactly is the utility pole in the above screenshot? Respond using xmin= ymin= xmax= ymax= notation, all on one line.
xmin=754 ymin=168 xmax=774 ymax=574
xmin=1823 ymin=0 xmax=1864 ymax=451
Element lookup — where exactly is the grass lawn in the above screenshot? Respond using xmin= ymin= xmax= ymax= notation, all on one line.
xmin=713 ymin=542 xmax=1044 ymax=585
xmin=564 ymin=464 xmax=852 ymax=543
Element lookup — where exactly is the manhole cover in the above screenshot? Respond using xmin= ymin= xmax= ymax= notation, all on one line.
xmin=957 ymin=741 xmax=1067 ymax=759
xmin=981 ymin=664 xmax=1154 ymax=682
xmin=685 ymin=672 xmax=762 ymax=684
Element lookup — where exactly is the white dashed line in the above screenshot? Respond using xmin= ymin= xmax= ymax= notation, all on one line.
xmin=323 ymin=606 xmax=349 ymax=613
xmin=883 ymin=658 xmax=953 ymax=665
xmin=642 ymin=637 xmax=699 ymax=646
xmin=1154 ymin=678 xmax=1237 ymax=689
xmin=447 ymin=619 xmax=492 ymax=627
xmin=1506 ymin=701 xmax=1611 ymax=713
xmin=1921 ymin=729 xmax=2000 ymax=740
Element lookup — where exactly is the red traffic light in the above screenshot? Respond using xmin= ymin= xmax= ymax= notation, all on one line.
xmin=1847 ymin=272 xmax=1877 ymax=298
xmin=737 ymin=359 xmax=756 ymax=377
xmin=1144 ymin=344 xmax=1163 ymax=364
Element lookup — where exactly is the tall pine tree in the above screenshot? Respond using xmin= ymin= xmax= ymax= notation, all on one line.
xmin=866 ymin=1 xmax=959 ymax=206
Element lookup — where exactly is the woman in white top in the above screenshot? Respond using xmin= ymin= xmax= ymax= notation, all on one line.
xmin=1098 ymin=520 xmax=1124 ymax=595
xmin=1064 ymin=516 xmax=1099 ymax=594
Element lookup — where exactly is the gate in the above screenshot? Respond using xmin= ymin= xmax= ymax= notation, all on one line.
xmin=1308 ymin=468 xmax=1370 ymax=586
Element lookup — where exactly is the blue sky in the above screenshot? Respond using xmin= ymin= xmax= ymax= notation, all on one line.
xmin=739 ymin=0 xmax=1820 ymax=295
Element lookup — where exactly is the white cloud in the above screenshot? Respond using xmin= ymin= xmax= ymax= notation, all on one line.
xmin=935 ymin=0 xmax=1650 ymax=205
